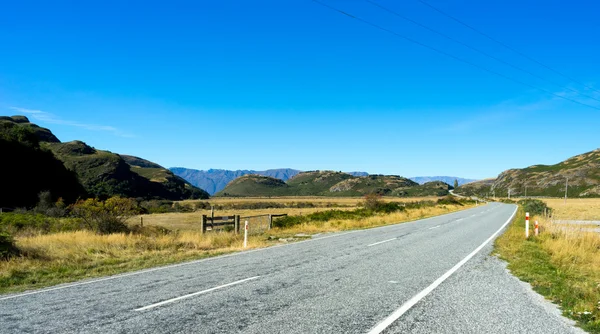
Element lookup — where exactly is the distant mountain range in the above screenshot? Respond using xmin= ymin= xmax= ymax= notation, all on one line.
xmin=409 ymin=176 xmax=477 ymax=186
xmin=170 ymin=168 xmax=368 ymax=195
xmin=456 ymin=148 xmax=600 ymax=197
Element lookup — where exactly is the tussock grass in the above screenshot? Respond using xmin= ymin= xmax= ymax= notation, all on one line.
xmin=2 ymin=200 xmax=472 ymax=294
xmin=0 ymin=230 xmax=270 ymax=294
xmin=496 ymin=209 xmax=600 ymax=332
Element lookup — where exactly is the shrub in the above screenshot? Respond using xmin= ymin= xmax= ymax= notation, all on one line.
xmin=362 ymin=193 xmax=384 ymax=210
xmin=70 ymin=197 xmax=139 ymax=234
xmin=518 ymin=199 xmax=551 ymax=216
xmin=437 ymin=196 xmax=463 ymax=206
xmin=0 ymin=212 xmax=83 ymax=235
xmin=0 ymin=232 xmax=19 ymax=259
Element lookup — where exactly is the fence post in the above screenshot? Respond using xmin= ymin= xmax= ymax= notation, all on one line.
xmin=201 ymin=215 xmax=206 ymax=234
xmin=235 ymin=215 xmax=240 ymax=234
xmin=244 ymin=220 xmax=248 ymax=248
xmin=268 ymin=214 xmax=272 ymax=230
xmin=140 ymin=217 xmax=143 ymax=227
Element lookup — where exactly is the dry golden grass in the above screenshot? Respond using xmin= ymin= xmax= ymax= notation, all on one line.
xmin=129 ymin=207 xmax=357 ymax=232
xmin=0 ymin=230 xmax=271 ymax=293
xmin=270 ymin=205 xmax=467 ymax=235
xmin=540 ymin=198 xmax=600 ymax=220
xmin=2 ymin=200 xmax=473 ymax=294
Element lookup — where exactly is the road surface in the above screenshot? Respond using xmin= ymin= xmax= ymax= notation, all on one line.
xmin=0 ymin=203 xmax=582 ymax=333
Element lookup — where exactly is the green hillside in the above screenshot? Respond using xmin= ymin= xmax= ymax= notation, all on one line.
xmin=217 ymin=175 xmax=289 ymax=197
xmin=454 ymin=179 xmax=495 ymax=197
xmin=216 ymin=171 xmax=448 ymax=197
xmin=0 ymin=116 xmax=85 ymax=207
xmin=455 ymin=149 xmax=600 ymax=198
xmin=1 ymin=115 xmax=208 ymax=207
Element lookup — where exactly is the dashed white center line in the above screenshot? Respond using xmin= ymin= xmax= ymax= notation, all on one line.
xmin=428 ymin=225 xmax=441 ymax=230
xmin=367 ymin=238 xmax=397 ymax=247
xmin=134 ymin=276 xmax=260 ymax=311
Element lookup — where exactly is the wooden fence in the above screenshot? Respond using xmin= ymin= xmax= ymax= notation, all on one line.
xmin=200 ymin=213 xmax=288 ymax=234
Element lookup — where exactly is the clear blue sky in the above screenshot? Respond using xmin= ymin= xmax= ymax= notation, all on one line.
xmin=1 ymin=0 xmax=599 ymax=179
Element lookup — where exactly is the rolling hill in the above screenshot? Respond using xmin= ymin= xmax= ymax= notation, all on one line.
xmin=170 ymin=168 xmax=371 ymax=195
xmin=1 ymin=115 xmax=208 ymax=207
xmin=455 ymin=149 xmax=600 ymax=198
xmin=409 ymin=176 xmax=477 ymax=186
xmin=215 ymin=171 xmax=449 ymax=197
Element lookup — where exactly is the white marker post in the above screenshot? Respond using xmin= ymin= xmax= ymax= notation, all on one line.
xmin=534 ymin=221 xmax=539 ymax=236
xmin=244 ymin=220 xmax=248 ymax=248
xmin=525 ymin=212 xmax=530 ymax=239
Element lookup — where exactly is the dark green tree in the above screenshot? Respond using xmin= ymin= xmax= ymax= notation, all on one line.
xmin=453 ymin=179 xmax=459 ymax=189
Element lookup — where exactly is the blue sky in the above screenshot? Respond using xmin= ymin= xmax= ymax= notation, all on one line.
xmin=1 ymin=0 xmax=599 ymax=179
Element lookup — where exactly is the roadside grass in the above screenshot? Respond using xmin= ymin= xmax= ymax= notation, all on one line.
xmin=495 ymin=207 xmax=600 ymax=333
xmin=1 ymin=200 xmax=473 ymax=294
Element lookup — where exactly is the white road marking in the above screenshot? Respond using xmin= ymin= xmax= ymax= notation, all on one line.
xmin=134 ymin=276 xmax=260 ymax=311
xmin=428 ymin=225 xmax=441 ymax=230
xmin=367 ymin=238 xmax=397 ymax=247
xmin=455 ymin=218 xmax=464 ymax=222
xmin=367 ymin=205 xmax=518 ymax=334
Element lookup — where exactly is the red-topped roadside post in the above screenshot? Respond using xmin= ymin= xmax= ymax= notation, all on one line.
xmin=525 ymin=212 xmax=530 ymax=239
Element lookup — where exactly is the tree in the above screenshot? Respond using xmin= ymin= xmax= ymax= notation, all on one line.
xmin=453 ymin=179 xmax=459 ymax=189
xmin=70 ymin=197 xmax=138 ymax=234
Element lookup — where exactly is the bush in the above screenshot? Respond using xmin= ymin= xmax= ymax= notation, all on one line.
xmin=0 ymin=232 xmax=19 ymax=259
xmin=70 ymin=197 xmax=139 ymax=234
xmin=518 ymin=199 xmax=551 ymax=216
xmin=0 ymin=212 xmax=83 ymax=235
xmin=362 ymin=193 xmax=384 ymax=210
xmin=437 ymin=196 xmax=462 ymax=206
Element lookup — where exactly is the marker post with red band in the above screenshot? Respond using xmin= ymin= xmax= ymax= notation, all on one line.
xmin=525 ymin=212 xmax=530 ymax=239
xmin=534 ymin=220 xmax=539 ymax=236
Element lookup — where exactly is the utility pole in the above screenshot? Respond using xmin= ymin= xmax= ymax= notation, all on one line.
xmin=525 ymin=185 xmax=527 ymax=198
xmin=564 ymin=177 xmax=568 ymax=204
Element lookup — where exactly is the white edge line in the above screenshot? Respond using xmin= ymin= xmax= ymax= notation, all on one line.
xmin=367 ymin=205 xmax=518 ymax=334
xmin=0 ymin=204 xmax=495 ymax=301
xmin=134 ymin=276 xmax=260 ymax=311
xmin=367 ymin=238 xmax=397 ymax=247
xmin=428 ymin=225 xmax=441 ymax=230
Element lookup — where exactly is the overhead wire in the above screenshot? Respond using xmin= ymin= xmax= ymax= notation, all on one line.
xmin=310 ymin=0 xmax=600 ymax=111
xmin=365 ymin=0 xmax=600 ymax=104
xmin=415 ymin=0 xmax=600 ymax=95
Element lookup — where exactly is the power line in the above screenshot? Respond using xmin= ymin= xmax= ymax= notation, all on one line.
xmin=310 ymin=0 xmax=600 ymax=111
xmin=365 ymin=0 xmax=600 ymax=104
xmin=415 ymin=0 xmax=600 ymax=95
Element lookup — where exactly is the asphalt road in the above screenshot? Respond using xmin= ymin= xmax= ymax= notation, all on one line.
xmin=0 ymin=203 xmax=582 ymax=333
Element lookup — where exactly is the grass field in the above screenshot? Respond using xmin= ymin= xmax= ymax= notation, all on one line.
xmin=495 ymin=198 xmax=600 ymax=332
xmin=1 ymin=197 xmax=472 ymax=294
xmin=541 ymin=198 xmax=600 ymax=220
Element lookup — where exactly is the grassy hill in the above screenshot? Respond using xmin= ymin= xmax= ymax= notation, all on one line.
xmin=0 ymin=116 xmax=84 ymax=207
xmin=455 ymin=149 xmax=600 ymax=198
xmin=216 ymin=171 xmax=448 ymax=197
xmin=1 ymin=115 xmax=208 ymax=207
xmin=492 ymin=149 xmax=600 ymax=197
xmin=216 ymin=175 xmax=290 ymax=197
xmin=454 ymin=179 xmax=495 ymax=197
